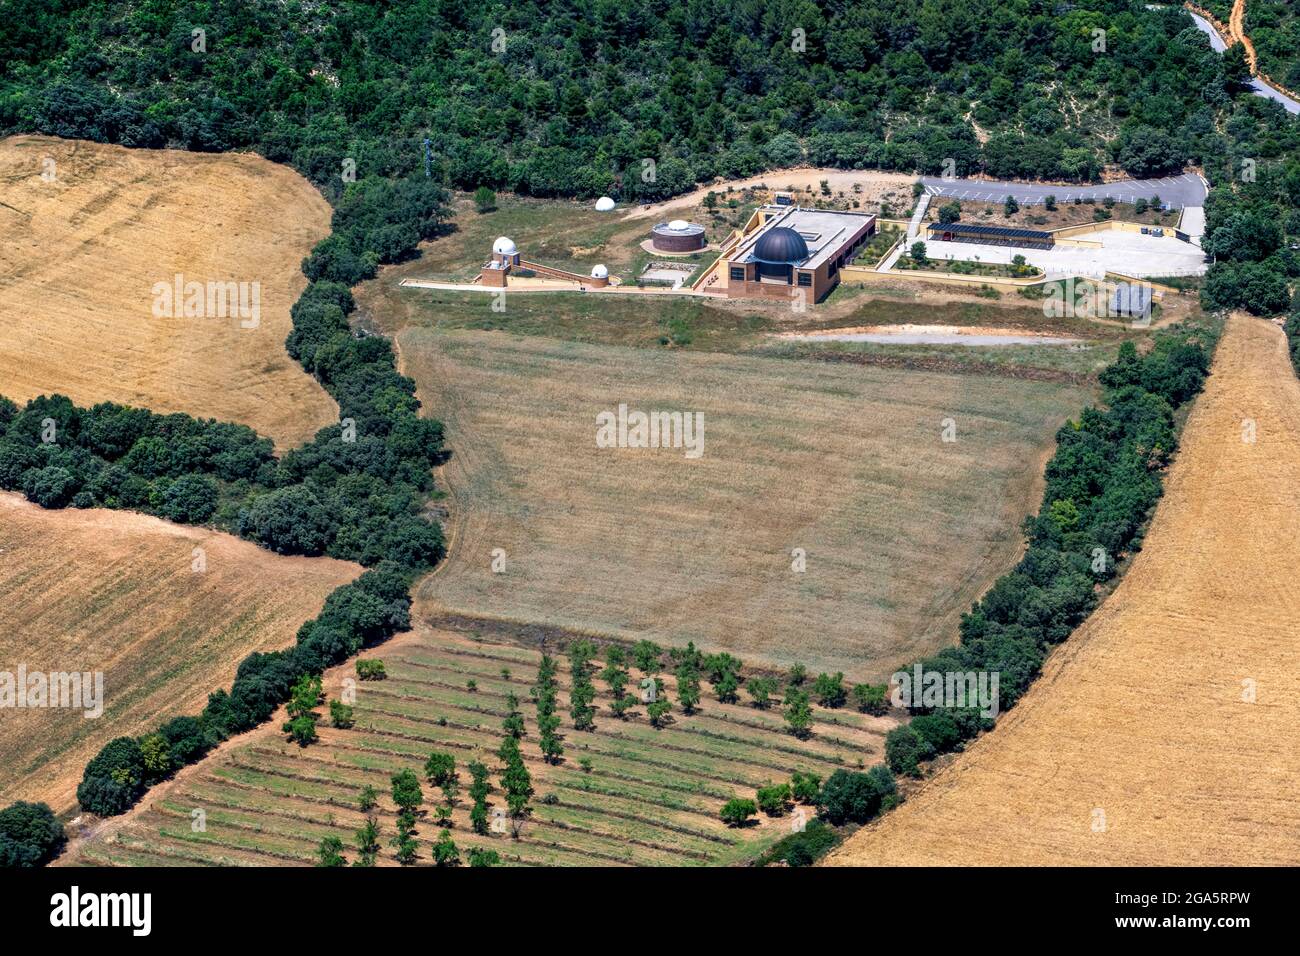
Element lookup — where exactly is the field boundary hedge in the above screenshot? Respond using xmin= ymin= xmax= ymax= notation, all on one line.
xmin=876 ymin=317 xmax=1221 ymax=785
xmin=0 ymin=144 xmax=457 ymax=824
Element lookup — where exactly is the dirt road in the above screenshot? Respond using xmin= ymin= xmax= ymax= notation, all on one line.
xmin=829 ymin=314 xmax=1300 ymax=865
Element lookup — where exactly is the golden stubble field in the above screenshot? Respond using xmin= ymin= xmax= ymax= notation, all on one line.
xmin=830 ymin=315 xmax=1300 ymax=865
xmin=0 ymin=493 xmax=360 ymax=815
xmin=0 ymin=135 xmax=337 ymax=449
xmin=399 ymin=328 xmax=1090 ymax=679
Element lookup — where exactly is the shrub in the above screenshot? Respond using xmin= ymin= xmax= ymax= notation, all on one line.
xmin=885 ymin=725 xmax=934 ymax=777
xmin=756 ymin=818 xmax=839 ymax=867
xmin=817 ymin=766 xmax=897 ymax=825
xmin=756 ymin=782 xmax=793 ymax=816
xmin=0 ymin=802 xmax=64 ymax=867
xmin=812 ymin=672 xmax=847 ymax=708
xmin=852 ymin=682 xmax=889 ymax=715
xmin=76 ymin=737 xmax=147 ymax=816
xmin=355 ymin=658 xmax=387 ymax=680
xmin=720 ymin=797 xmax=758 ymax=827
xmin=791 ymin=771 xmax=822 ymax=804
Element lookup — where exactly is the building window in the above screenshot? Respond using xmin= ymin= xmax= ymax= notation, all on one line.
xmin=797 ymin=272 xmax=812 ymax=287
xmin=729 ymin=267 xmax=746 ymax=281
xmin=829 ymin=260 xmax=838 ymax=277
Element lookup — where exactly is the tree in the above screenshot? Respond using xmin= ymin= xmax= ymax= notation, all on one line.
xmin=139 ymin=733 xmax=173 ymax=780
xmin=647 ymin=696 xmax=673 ymax=727
xmin=246 ymin=485 xmax=333 ymax=555
xmin=432 ymin=829 xmax=460 ymax=867
xmin=498 ymin=736 xmax=533 ymax=824
xmin=632 ymin=640 xmax=663 ymax=674
xmin=355 ymin=659 xmax=386 ymax=681
xmin=1044 ymin=194 xmax=1057 ymax=211
xmin=713 ymin=670 xmax=739 ymax=704
xmin=467 ymin=846 xmax=501 ymax=867
xmin=852 ymin=682 xmax=889 ymax=715
xmin=675 ymin=661 xmax=701 ymax=714
xmin=503 ymin=692 xmax=526 ymax=738
xmin=885 ymin=725 xmax=934 ymax=777
xmin=473 ymin=186 xmax=497 ymax=213
xmin=817 ymin=766 xmax=897 ymax=825
xmin=468 ymin=760 xmax=492 ymax=835
xmin=391 ymin=819 xmax=418 ymax=865
xmin=790 ymin=771 xmax=821 ymax=805
xmin=784 ymin=687 xmax=814 ymax=739
xmin=1003 ymin=195 xmax=1019 ymax=216
xmin=77 ymin=737 xmax=146 ymax=816
xmin=910 ymin=241 xmax=928 ymax=265
xmin=745 ymin=676 xmax=777 ymax=708
xmin=160 ymin=473 xmax=219 ymax=523
xmin=329 ymin=699 xmax=354 ymax=728
xmin=1115 ymin=127 xmax=1185 ymax=178
xmin=282 ymin=674 xmax=322 ymax=746
xmin=0 ymin=801 xmax=63 ymax=867
xmin=812 ymin=672 xmax=847 ymax=708
xmin=756 ymin=782 xmax=793 ymax=816
xmin=1222 ymin=43 xmax=1252 ymax=88
xmin=425 ymin=751 xmax=457 ymax=789
xmin=720 ymin=798 xmax=758 ymax=827
xmin=354 ymin=817 xmax=380 ymax=867
xmin=316 ymin=835 xmax=348 ymax=867
xmin=390 ymin=768 xmax=423 ymax=823
xmin=937 ymin=201 xmax=962 ymax=224
xmin=358 ymin=785 xmax=378 ymax=813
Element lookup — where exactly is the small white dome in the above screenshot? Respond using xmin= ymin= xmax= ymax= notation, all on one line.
xmin=591 ymin=264 xmax=609 ymax=279
xmin=668 ymin=219 xmax=690 ymax=230
xmin=492 ymin=236 xmax=517 ymax=255
xmin=594 ymin=196 xmax=616 ymax=212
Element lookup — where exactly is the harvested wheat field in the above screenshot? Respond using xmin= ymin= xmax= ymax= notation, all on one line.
xmin=830 ymin=315 xmax=1300 ymax=866
xmin=0 ymin=135 xmax=336 ymax=449
xmin=62 ymin=626 xmax=895 ymax=867
xmin=0 ymin=493 xmax=360 ymax=815
xmin=400 ymin=328 xmax=1090 ymax=679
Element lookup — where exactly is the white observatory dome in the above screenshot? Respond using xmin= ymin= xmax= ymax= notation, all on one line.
xmin=668 ymin=219 xmax=690 ymax=230
xmin=594 ymin=196 xmax=616 ymax=212
xmin=492 ymin=236 xmax=517 ymax=256
xmin=591 ymin=264 xmax=609 ymax=279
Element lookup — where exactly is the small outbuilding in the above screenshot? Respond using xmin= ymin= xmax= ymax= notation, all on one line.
xmin=651 ymin=219 xmax=707 ymax=252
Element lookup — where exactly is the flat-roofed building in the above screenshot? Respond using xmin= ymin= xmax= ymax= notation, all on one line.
xmin=926 ymin=222 xmax=1055 ymax=249
xmin=719 ymin=206 xmax=876 ymax=302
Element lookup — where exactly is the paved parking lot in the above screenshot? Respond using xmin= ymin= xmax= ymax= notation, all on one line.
xmin=920 ymin=173 xmax=1208 ymax=209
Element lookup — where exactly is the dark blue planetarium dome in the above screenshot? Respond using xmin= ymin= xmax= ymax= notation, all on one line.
xmin=752 ymin=226 xmax=809 ymax=264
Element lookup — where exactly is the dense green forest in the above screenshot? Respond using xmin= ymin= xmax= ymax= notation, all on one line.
xmin=0 ymin=0 xmax=1279 ymax=192
xmin=2 ymin=1 xmax=1298 ymax=312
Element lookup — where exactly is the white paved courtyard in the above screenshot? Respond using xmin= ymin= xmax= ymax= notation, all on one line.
xmin=920 ymin=227 xmax=1207 ymax=279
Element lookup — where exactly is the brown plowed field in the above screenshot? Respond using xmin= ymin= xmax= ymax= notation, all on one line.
xmin=0 ymin=135 xmax=337 ymax=449
xmin=829 ymin=314 xmax=1300 ymax=865
xmin=0 ymin=493 xmax=361 ymax=815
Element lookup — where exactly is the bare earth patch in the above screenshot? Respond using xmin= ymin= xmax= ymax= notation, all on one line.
xmin=829 ymin=315 xmax=1300 ymax=866
xmin=0 ymin=493 xmax=360 ymax=815
xmin=0 ymin=135 xmax=337 ymax=449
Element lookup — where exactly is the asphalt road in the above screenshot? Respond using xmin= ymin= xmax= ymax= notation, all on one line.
xmin=919 ymin=172 xmax=1208 ymax=209
xmin=1183 ymin=9 xmax=1300 ymax=115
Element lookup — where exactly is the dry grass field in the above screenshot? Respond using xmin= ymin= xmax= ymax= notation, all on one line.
xmin=0 ymin=493 xmax=360 ymax=815
xmin=63 ymin=627 xmax=896 ymax=867
xmin=0 ymin=135 xmax=337 ymax=449
xmin=829 ymin=315 xmax=1300 ymax=865
xmin=399 ymin=328 xmax=1090 ymax=679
